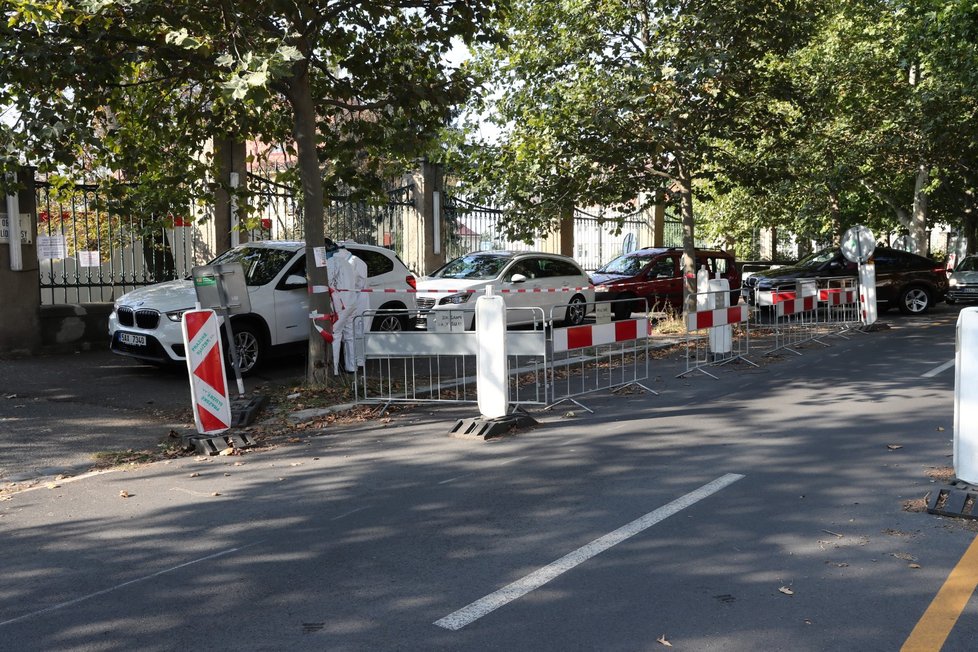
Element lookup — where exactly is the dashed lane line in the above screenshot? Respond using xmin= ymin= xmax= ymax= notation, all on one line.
xmin=434 ymin=473 xmax=745 ymax=631
xmin=922 ymin=359 xmax=955 ymax=378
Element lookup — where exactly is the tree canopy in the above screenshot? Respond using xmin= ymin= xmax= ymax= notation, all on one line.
xmin=1 ymin=0 xmax=506 ymax=382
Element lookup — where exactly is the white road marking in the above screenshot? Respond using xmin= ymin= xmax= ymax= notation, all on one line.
xmin=433 ymin=473 xmax=745 ymax=631
xmin=495 ymin=457 xmax=525 ymax=466
xmin=923 ymin=359 xmax=955 ymax=378
xmin=438 ymin=476 xmax=466 ymax=485
xmin=331 ymin=506 xmax=369 ymax=520
xmin=0 ymin=542 xmax=263 ymax=628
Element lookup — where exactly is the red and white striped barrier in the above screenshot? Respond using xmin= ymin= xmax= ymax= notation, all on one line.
xmin=819 ymin=287 xmax=857 ymax=306
xmin=553 ymin=318 xmax=650 ymax=352
xmin=685 ymin=305 xmax=748 ymax=331
xmin=181 ymin=309 xmax=232 ymax=434
xmin=310 ymin=285 xmax=594 ymax=295
xmin=775 ymin=295 xmax=816 ymax=317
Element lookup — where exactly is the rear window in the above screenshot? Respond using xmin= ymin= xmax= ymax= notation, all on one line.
xmin=538 ymin=258 xmax=583 ymax=278
xmin=350 ymin=248 xmax=394 ymax=277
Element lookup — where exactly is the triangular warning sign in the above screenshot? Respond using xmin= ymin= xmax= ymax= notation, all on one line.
xmin=196 ymin=404 xmax=229 ymax=433
xmin=194 ymin=344 xmax=227 ymax=396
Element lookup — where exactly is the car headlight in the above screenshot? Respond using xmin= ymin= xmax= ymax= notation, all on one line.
xmin=949 ymin=278 xmax=958 ymax=287
xmin=165 ymin=308 xmax=191 ymax=322
xmin=439 ymin=293 xmax=472 ymax=305
xmin=594 ymin=285 xmax=609 ymax=293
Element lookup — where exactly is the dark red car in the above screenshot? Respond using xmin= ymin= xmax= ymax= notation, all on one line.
xmin=591 ymin=247 xmax=741 ymax=319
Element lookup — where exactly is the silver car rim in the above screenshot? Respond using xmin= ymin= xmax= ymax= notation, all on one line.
xmin=904 ymin=288 xmax=929 ymax=313
xmin=234 ymin=332 xmax=259 ymax=372
xmin=374 ymin=314 xmax=403 ymax=332
xmin=568 ymin=298 xmax=586 ymax=324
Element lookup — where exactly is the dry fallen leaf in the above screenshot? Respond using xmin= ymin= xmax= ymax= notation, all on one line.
xmin=211 ymin=492 xmax=221 ymax=497
xmin=657 ymin=635 xmax=672 ymax=647
xmin=119 ymin=490 xmax=131 ymax=498
xmin=909 ymin=563 xmax=921 ymax=569
xmin=290 ymin=462 xmax=303 ymax=467
xmin=887 ymin=444 xmax=903 ymax=451
xmin=779 ymin=586 xmax=794 ymax=596
xmin=218 ymin=448 xmax=235 ymax=456
xmin=189 ymin=472 xmax=200 ymax=478
xmin=47 ymin=483 xmax=60 ymax=490
xmin=938 ymin=426 xmax=945 ymax=432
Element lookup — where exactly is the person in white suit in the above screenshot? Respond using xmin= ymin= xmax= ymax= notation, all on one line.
xmin=348 ymin=248 xmax=369 ymax=369
xmin=324 ymin=239 xmax=358 ymax=375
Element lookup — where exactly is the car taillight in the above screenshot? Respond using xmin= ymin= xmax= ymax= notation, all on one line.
xmin=407 ymin=274 xmax=417 ymax=290
xmin=933 ymin=267 xmax=946 ymax=275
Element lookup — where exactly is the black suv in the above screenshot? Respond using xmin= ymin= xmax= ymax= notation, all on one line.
xmin=742 ymin=246 xmax=948 ymax=314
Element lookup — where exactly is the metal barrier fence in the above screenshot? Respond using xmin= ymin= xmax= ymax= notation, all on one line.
xmin=817 ymin=279 xmax=861 ymax=338
xmin=354 ymin=308 xmax=549 ymax=410
xmin=353 ymin=301 xmax=658 ymax=414
xmin=756 ymin=280 xmax=829 ymax=356
xmin=546 ymin=300 xmax=657 ymax=413
xmin=679 ymin=289 xmax=755 ymax=379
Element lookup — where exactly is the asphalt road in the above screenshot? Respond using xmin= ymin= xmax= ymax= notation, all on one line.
xmin=1 ymin=305 xmax=976 ymax=651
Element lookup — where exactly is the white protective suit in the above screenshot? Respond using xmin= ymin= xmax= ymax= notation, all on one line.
xmin=349 ymin=252 xmax=369 ymax=368
xmin=326 ymin=249 xmax=358 ymax=374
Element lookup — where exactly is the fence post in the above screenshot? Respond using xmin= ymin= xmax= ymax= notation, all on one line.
xmin=408 ymin=160 xmax=445 ymax=275
xmin=0 ymin=168 xmax=41 ymax=354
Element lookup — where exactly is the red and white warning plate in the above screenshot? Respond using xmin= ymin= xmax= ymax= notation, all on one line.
xmin=181 ymin=309 xmax=232 ymax=435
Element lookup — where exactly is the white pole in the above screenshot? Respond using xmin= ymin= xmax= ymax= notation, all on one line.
xmin=229 ymin=172 xmax=240 ymax=248
xmin=5 ymin=184 xmax=23 ymax=271
xmin=432 ymin=190 xmax=441 ymax=255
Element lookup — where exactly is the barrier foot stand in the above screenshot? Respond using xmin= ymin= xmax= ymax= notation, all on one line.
xmin=544 ymin=397 xmax=595 ymax=414
xmin=676 ymin=365 xmax=719 ymax=380
xmin=765 ymin=345 xmax=802 ymax=357
xmin=612 ymin=381 xmax=659 ymax=396
xmin=713 ymin=353 xmax=759 ymax=369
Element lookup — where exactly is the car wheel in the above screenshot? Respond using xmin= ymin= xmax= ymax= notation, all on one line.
xmin=898 ymin=286 xmax=931 ymax=314
xmin=371 ymin=311 xmax=405 ymax=332
xmin=613 ymin=295 xmax=634 ymax=320
xmin=563 ymin=294 xmax=587 ymax=326
xmin=227 ymin=322 xmax=264 ymax=375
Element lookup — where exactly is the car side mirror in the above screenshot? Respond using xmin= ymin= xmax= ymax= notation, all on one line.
xmin=509 ymin=273 xmax=527 ymax=283
xmin=282 ymin=274 xmax=307 ymax=289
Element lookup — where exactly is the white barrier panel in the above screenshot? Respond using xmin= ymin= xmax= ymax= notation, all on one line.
xmin=680 ymin=303 xmax=754 ymax=379
xmin=476 ymin=291 xmax=508 ymax=419
xmin=955 ymin=308 xmax=978 ymax=484
xmin=685 ymin=305 xmax=748 ymax=331
xmin=859 ymin=262 xmax=878 ymax=326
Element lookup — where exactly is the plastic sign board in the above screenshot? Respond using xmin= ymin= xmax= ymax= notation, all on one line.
xmin=0 ymin=212 xmax=32 ymax=244
xmin=955 ymin=308 xmax=978 ymax=484
xmin=192 ymin=263 xmax=251 ymax=315
xmin=182 ymin=308 xmax=232 ymax=435
xmin=841 ymin=225 xmax=876 ymax=264
xmin=475 ymin=290 xmax=508 ymax=419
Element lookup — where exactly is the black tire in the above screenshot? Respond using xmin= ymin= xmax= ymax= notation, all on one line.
xmin=563 ymin=294 xmax=588 ymax=326
xmin=613 ymin=295 xmax=634 ymax=320
xmin=226 ymin=322 xmax=265 ymax=375
xmin=371 ymin=311 xmax=405 ymax=332
xmin=898 ymin=285 xmax=931 ymax=314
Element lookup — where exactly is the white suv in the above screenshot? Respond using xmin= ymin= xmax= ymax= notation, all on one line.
xmin=415 ymin=250 xmax=594 ymax=329
xmin=108 ymin=240 xmax=417 ymax=373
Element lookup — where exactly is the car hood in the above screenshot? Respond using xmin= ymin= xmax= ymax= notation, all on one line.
xmin=415 ymin=277 xmax=492 ymax=295
xmin=952 ymin=270 xmax=978 ymax=284
xmin=590 ymin=272 xmax=633 ymax=286
xmin=115 ymin=279 xmax=197 ymax=312
xmin=745 ymin=264 xmax=843 ymax=287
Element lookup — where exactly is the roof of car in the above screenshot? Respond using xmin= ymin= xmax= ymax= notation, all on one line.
xmin=461 ymin=250 xmax=576 ymax=259
xmin=237 ymin=240 xmax=389 ymax=252
xmin=624 ymin=247 xmax=733 ymax=257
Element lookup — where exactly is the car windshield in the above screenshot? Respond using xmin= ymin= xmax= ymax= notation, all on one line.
xmin=208 ymin=246 xmax=296 ymax=286
xmin=596 ymin=254 xmax=654 ymax=275
xmin=433 ymin=254 xmax=510 ymax=279
xmin=793 ymin=249 xmax=839 ymax=269
xmin=956 ymin=256 xmax=978 ymax=272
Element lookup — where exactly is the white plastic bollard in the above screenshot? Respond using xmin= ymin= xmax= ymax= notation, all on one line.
xmin=858 ymin=262 xmax=877 ymax=326
xmin=476 ymin=287 xmax=509 ymax=419
xmin=955 ymin=307 xmax=978 ymax=484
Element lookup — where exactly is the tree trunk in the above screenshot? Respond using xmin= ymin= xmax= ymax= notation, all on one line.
xmin=288 ymin=69 xmax=331 ymax=385
xmin=828 ymin=184 xmax=842 ymax=246
xmin=677 ymin=167 xmax=697 ymax=315
xmin=911 ymin=164 xmax=929 ymax=255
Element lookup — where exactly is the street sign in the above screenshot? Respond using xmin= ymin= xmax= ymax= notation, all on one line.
xmin=181 ymin=308 xmax=232 ymax=435
xmin=841 ymin=225 xmax=875 ymax=264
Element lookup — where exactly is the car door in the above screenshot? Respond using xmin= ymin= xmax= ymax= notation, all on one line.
xmin=502 ymin=258 xmax=543 ymax=324
xmin=270 ymin=253 xmax=310 ymax=345
xmin=645 ymin=254 xmax=680 ymax=310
